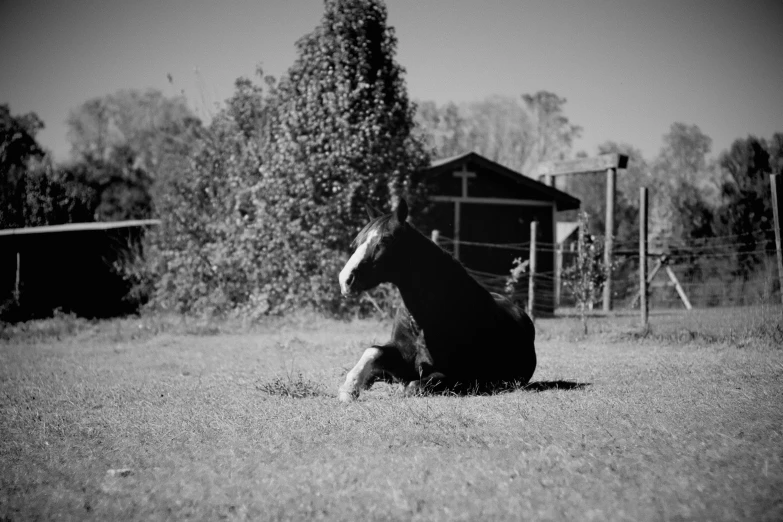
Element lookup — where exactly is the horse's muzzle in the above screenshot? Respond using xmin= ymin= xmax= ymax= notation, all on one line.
xmin=340 ymin=272 xmax=357 ymax=297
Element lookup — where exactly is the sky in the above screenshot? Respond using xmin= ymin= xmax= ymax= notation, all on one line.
xmin=1 ymin=0 xmax=781 ymax=163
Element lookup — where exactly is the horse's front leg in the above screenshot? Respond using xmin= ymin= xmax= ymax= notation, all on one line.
xmin=404 ymin=371 xmax=448 ymax=396
xmin=338 ymin=347 xmax=383 ymax=402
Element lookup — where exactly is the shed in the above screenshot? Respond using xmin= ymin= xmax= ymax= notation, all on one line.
xmin=419 ymin=151 xmax=581 ymax=316
xmin=0 ymin=220 xmax=159 ymax=319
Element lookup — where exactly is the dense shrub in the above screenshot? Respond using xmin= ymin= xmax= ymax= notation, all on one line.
xmin=146 ymin=0 xmax=430 ymax=318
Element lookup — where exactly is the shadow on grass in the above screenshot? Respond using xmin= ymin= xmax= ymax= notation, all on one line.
xmin=416 ymin=379 xmax=591 ymax=397
xmin=522 ymin=380 xmax=591 ymax=392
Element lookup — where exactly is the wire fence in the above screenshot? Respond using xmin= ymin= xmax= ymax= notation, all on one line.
xmin=432 ymin=228 xmax=782 ymax=314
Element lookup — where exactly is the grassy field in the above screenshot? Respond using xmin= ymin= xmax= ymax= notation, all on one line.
xmin=1 ymin=306 xmax=782 ymax=521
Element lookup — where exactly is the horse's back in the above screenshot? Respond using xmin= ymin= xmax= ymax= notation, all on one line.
xmin=380 ymin=293 xmax=536 ymax=386
xmin=490 ymin=292 xmax=535 ymax=344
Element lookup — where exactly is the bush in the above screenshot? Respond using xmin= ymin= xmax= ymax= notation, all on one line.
xmin=145 ymin=0 xmax=430 ymax=319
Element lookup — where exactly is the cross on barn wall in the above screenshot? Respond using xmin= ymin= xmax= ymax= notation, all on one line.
xmin=451 ymin=165 xmax=476 ymax=259
xmin=423 ymin=151 xmax=581 ymax=317
xmin=429 ymin=164 xmax=556 ymax=261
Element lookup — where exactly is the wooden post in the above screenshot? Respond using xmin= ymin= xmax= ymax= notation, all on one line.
xmin=453 ymin=202 xmax=461 ymax=260
xmin=771 ymin=174 xmax=783 ymax=306
xmin=528 ymin=221 xmax=537 ymax=319
xmin=665 ymin=266 xmax=693 ymax=310
xmin=555 ymin=247 xmax=561 ymax=308
xmin=631 ymin=257 xmax=663 ymax=308
xmin=639 ymin=187 xmax=648 ymax=326
xmin=14 ymin=251 xmax=21 ymax=301
xmin=603 ymin=167 xmax=616 ymax=312
xmin=452 ymin=165 xmax=475 ymax=262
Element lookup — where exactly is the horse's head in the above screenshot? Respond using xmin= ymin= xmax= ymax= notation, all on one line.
xmin=339 ymin=199 xmax=409 ymax=297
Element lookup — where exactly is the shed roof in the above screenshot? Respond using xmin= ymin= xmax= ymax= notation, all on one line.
xmin=426 ymin=151 xmax=581 ymax=211
xmin=556 ymin=221 xmax=580 ymax=245
xmin=0 ymin=219 xmax=161 ymax=237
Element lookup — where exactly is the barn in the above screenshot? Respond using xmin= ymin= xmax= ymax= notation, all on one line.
xmin=0 ymin=220 xmax=159 ymax=320
xmin=419 ymin=151 xmax=581 ymax=316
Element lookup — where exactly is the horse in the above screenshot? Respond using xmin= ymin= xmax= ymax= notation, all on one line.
xmin=337 ymin=198 xmax=536 ymax=401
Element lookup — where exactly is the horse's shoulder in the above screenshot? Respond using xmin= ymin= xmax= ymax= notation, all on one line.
xmin=490 ymin=292 xmax=534 ymax=336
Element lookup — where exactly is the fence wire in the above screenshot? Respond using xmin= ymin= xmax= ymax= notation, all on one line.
xmin=436 ymin=229 xmax=782 ymax=312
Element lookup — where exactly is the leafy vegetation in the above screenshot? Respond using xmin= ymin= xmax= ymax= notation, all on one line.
xmin=1 ymin=0 xmax=781 ymax=320
xmin=415 ymin=91 xmax=582 ymax=176
xmin=144 ymin=0 xmax=430 ymax=318
xmin=560 ymin=212 xmax=615 ymax=334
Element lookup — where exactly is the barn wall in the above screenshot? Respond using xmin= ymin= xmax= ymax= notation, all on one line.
xmin=0 ymin=228 xmax=146 ymax=320
xmin=421 ymin=156 xmax=567 ymax=316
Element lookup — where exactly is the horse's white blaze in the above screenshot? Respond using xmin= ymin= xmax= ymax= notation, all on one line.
xmin=338 ymin=347 xmax=382 ymax=402
xmin=339 ymin=229 xmax=378 ymax=295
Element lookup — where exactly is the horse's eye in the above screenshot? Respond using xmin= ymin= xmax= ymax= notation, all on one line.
xmin=377 ymin=236 xmax=395 ymax=251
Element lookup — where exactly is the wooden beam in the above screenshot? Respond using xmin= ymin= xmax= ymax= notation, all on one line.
xmin=639 ymin=187 xmax=649 ymax=326
xmin=630 ymin=258 xmax=663 ymax=308
xmin=537 ymin=153 xmax=629 ymax=177
xmin=665 ymin=266 xmax=692 ymax=310
xmin=453 ymin=165 xmax=476 ymax=198
xmin=430 ymin=196 xmax=552 ymax=207
xmin=528 ymin=221 xmax=537 ymax=320
xmin=603 ymin=167 xmax=616 ymax=312
xmin=454 ymin=201 xmax=461 ymax=260
xmin=552 ymin=204 xmax=558 ymax=308
xmin=771 ymin=174 xmax=783 ymax=306
xmin=14 ymin=251 xmax=20 ymax=301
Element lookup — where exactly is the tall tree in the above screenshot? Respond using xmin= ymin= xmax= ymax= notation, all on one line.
xmin=414 ymin=100 xmax=466 ymax=159
xmin=226 ymin=66 xmax=277 ymax=145
xmin=66 ymin=89 xmax=196 ymax=175
xmin=521 ymin=91 xmax=583 ymax=174
xmin=66 ymin=89 xmax=201 ymax=219
xmin=715 ymin=134 xmax=780 ymax=275
xmin=263 ymin=0 xmax=430 ymax=246
xmin=465 ymin=95 xmax=532 ymax=173
xmin=414 ymin=92 xmax=581 ymax=176
xmin=150 ymin=0 xmax=431 ymax=316
xmin=649 ymin=123 xmax=716 ymax=247
xmin=1 ymin=104 xmax=45 ymax=228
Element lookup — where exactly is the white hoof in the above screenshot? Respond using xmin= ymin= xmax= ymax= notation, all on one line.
xmin=338 ymin=387 xmax=358 ymax=402
xmin=404 ymin=380 xmax=423 ymax=396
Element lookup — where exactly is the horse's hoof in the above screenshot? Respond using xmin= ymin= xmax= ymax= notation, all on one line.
xmin=404 ymin=381 xmax=422 ymax=396
xmin=338 ymin=388 xmax=358 ymax=402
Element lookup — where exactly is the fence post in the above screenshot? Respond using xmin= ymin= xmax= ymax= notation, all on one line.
xmin=639 ymin=187 xmax=648 ymax=326
xmin=14 ymin=251 xmax=21 ymax=302
xmin=528 ymin=221 xmax=537 ymax=320
xmin=555 ymin=243 xmax=563 ymax=308
xmin=603 ymin=167 xmax=616 ymax=311
xmin=771 ymin=174 xmax=783 ymax=306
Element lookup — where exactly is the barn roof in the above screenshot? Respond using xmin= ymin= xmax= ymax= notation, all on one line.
xmin=0 ymin=219 xmax=161 ymax=237
xmin=556 ymin=221 xmax=580 ymax=244
xmin=426 ymin=151 xmax=581 ymax=211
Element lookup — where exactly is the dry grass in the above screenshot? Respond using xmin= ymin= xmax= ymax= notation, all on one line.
xmin=1 ymin=307 xmax=782 ymax=521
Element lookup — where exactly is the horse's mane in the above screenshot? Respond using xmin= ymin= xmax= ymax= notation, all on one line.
xmin=351 ymin=214 xmax=394 ymax=248
xmin=404 ymin=223 xmax=486 ymax=291
xmin=351 ymin=212 xmax=478 ymax=288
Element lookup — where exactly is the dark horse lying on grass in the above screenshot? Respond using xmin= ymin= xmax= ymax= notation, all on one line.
xmin=337 ymin=199 xmax=536 ymax=401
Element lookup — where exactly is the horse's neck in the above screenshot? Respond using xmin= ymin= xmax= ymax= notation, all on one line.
xmin=395 ymin=231 xmax=476 ymax=326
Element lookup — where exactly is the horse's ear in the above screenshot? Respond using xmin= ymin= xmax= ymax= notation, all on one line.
xmin=393 ymin=198 xmax=408 ymax=224
xmin=365 ymin=204 xmax=381 ymax=219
